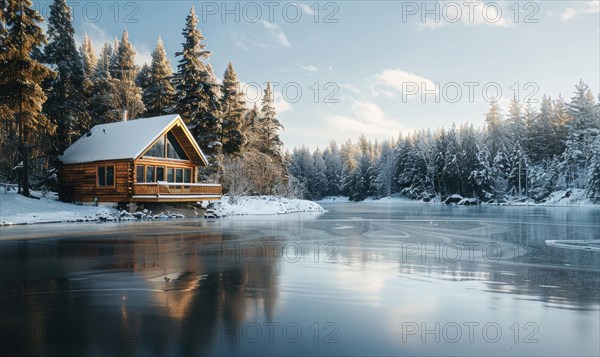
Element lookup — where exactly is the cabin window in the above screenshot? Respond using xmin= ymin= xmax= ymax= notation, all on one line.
xmin=184 ymin=168 xmax=191 ymax=183
xmin=97 ymin=166 xmax=115 ymax=187
xmin=175 ymin=168 xmax=183 ymax=183
xmin=146 ymin=136 xmax=165 ymax=158
xmin=166 ymin=132 xmax=189 ymax=160
xmin=167 ymin=168 xmax=174 ymax=182
xmin=156 ymin=167 xmax=165 ymax=182
xmin=146 ymin=166 xmax=155 ymax=183
xmin=136 ymin=165 xmax=144 ymax=183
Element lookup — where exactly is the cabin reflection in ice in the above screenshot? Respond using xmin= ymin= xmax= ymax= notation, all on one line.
xmin=0 ymin=232 xmax=281 ymax=356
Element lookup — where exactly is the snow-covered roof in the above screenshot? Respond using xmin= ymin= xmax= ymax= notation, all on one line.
xmin=59 ymin=114 xmax=208 ymax=165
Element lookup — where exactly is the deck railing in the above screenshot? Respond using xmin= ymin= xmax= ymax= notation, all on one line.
xmin=133 ymin=181 xmax=222 ymax=197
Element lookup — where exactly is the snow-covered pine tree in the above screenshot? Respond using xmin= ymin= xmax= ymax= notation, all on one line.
xmin=586 ymin=138 xmax=600 ymax=203
xmin=79 ymin=33 xmax=96 ymax=131
xmin=80 ymin=33 xmax=97 ymax=78
xmin=110 ymin=30 xmax=145 ymax=120
xmin=175 ymin=7 xmax=220 ymax=160
xmin=506 ymin=96 xmax=525 ymax=147
xmin=468 ymin=144 xmax=495 ymax=201
xmin=374 ymin=140 xmax=396 ymax=197
xmin=484 ymin=99 xmax=504 ymax=158
xmin=322 ymin=141 xmax=343 ymax=196
xmin=258 ymin=82 xmax=284 ymax=159
xmin=135 ymin=63 xmax=150 ymax=92
xmin=142 ymin=38 xmax=176 ymax=117
xmin=89 ymin=43 xmax=120 ymax=124
xmin=506 ymin=141 xmax=528 ymax=196
xmin=220 ymin=62 xmax=246 ymax=155
xmin=562 ymin=80 xmax=599 ymax=188
xmin=527 ymin=96 xmax=556 ymax=163
xmin=43 ymin=0 xmax=87 ymax=153
xmin=492 ymin=145 xmax=510 ymax=197
xmin=459 ymin=124 xmax=480 ymax=195
xmin=442 ymin=125 xmax=462 ymax=195
xmin=0 ymin=0 xmax=54 ymax=196
xmin=529 ymin=157 xmax=560 ymax=201
xmin=310 ymin=149 xmax=328 ymax=200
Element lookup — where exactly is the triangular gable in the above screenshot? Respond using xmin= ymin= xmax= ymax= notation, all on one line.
xmin=60 ymin=114 xmax=208 ymax=166
xmin=135 ymin=116 xmax=208 ymax=166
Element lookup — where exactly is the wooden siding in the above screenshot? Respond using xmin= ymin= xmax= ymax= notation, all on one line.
xmin=59 ymin=160 xmax=131 ymax=203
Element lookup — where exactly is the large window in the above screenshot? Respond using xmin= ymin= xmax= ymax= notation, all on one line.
xmin=166 ymin=132 xmax=189 ymax=160
xmin=143 ymin=131 xmax=189 ymax=161
xmin=175 ymin=168 xmax=183 ymax=183
xmin=98 ymin=166 xmax=115 ymax=187
xmin=146 ymin=136 xmax=165 ymax=157
xmin=167 ymin=168 xmax=174 ymax=182
xmin=184 ymin=168 xmax=191 ymax=183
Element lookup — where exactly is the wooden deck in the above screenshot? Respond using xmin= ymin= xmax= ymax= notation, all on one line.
xmin=132 ymin=182 xmax=222 ymax=202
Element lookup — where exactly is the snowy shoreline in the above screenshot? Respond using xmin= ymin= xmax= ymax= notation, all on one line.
xmin=318 ymin=189 xmax=598 ymax=207
xmin=0 ymin=191 xmax=326 ymax=226
xmin=205 ymin=196 xmax=326 ymax=217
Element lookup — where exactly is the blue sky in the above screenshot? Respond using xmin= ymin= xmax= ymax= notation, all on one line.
xmin=34 ymin=0 xmax=600 ymax=149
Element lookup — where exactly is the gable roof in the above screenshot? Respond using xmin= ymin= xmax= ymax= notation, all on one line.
xmin=59 ymin=114 xmax=208 ymax=165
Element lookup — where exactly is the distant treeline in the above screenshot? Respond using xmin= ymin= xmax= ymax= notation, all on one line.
xmin=288 ymin=82 xmax=600 ymax=203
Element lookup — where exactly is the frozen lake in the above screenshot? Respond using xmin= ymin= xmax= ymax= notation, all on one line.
xmin=1 ymin=203 xmax=599 ymax=356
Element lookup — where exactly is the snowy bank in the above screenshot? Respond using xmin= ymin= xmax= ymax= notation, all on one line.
xmin=318 ymin=189 xmax=597 ymax=207
xmin=0 ymin=190 xmax=186 ymax=226
xmin=205 ymin=196 xmax=326 ymax=217
xmin=0 ymin=191 xmax=118 ymax=226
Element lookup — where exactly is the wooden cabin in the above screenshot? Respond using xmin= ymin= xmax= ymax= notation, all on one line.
xmin=58 ymin=114 xmax=222 ymax=205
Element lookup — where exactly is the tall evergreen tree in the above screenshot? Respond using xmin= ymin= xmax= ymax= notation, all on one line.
xmin=175 ymin=6 xmax=220 ymax=157
xmin=110 ymin=30 xmax=144 ymax=120
xmin=322 ymin=141 xmax=343 ymax=196
xmin=485 ymin=99 xmax=504 ymax=157
xmin=0 ymin=0 xmax=54 ymax=195
xmin=562 ymin=80 xmax=599 ymax=188
xmin=220 ymin=62 xmax=246 ymax=155
xmin=143 ymin=37 xmax=176 ymax=116
xmin=586 ymin=139 xmax=600 ymax=203
xmin=258 ymin=82 xmax=284 ymax=158
xmin=80 ymin=33 xmax=97 ymax=78
xmin=79 ymin=33 xmax=96 ymax=131
xmin=506 ymin=97 xmax=525 ymax=146
xmin=88 ymin=42 xmax=120 ymax=124
xmin=43 ymin=0 xmax=87 ymax=153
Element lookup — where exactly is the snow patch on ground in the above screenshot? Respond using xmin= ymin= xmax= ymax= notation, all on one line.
xmin=0 ymin=190 xmax=186 ymax=226
xmin=205 ymin=196 xmax=326 ymax=217
xmin=0 ymin=190 xmax=118 ymax=226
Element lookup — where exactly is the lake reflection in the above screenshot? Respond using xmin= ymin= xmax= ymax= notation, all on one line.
xmin=1 ymin=204 xmax=599 ymax=356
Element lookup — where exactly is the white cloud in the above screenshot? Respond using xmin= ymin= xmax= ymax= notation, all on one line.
xmin=373 ymin=69 xmax=437 ymax=100
xmin=259 ymin=20 xmax=291 ymax=48
xmin=325 ymin=100 xmax=409 ymax=137
xmin=301 ymin=64 xmax=318 ymax=72
xmin=560 ymin=7 xmax=577 ymax=22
